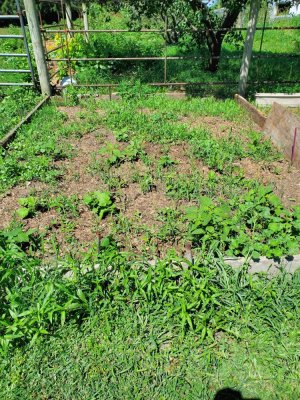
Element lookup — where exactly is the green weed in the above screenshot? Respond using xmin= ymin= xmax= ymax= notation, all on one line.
xmin=83 ymin=191 xmax=116 ymax=219
xmin=186 ymin=186 xmax=300 ymax=259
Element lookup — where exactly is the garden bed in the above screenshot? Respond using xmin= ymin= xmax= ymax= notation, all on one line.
xmin=0 ymin=93 xmax=299 ymax=261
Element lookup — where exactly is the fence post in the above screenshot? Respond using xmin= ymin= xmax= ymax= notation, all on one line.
xmin=236 ymin=9 xmax=245 ymax=28
xmin=23 ymin=0 xmax=51 ymax=96
xmin=65 ymin=0 xmax=73 ymax=34
xmin=82 ymin=3 xmax=89 ymax=42
xmin=238 ymin=0 xmax=261 ymax=97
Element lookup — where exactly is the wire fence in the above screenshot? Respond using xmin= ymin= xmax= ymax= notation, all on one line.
xmin=1 ymin=1 xmax=300 ymax=93
xmin=41 ymin=2 xmax=300 ymax=93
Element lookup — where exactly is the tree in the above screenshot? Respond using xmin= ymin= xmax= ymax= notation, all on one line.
xmin=0 ymin=0 xmax=18 ymax=15
xmin=124 ymin=0 xmax=250 ymax=71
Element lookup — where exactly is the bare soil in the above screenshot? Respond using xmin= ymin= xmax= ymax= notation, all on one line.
xmin=179 ymin=114 xmax=260 ymax=140
xmin=237 ymin=158 xmax=300 ymax=207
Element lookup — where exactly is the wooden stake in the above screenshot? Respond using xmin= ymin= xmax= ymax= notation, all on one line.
xmin=65 ymin=0 xmax=73 ymax=35
xmin=23 ymin=0 xmax=51 ymax=96
xmin=82 ymin=3 xmax=89 ymax=42
xmin=239 ymin=0 xmax=261 ymax=97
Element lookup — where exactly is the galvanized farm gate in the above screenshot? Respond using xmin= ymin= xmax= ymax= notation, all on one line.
xmin=0 ymin=0 xmax=35 ymax=88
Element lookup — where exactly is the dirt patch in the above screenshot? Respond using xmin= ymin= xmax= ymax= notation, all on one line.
xmin=25 ymin=209 xmax=58 ymax=232
xmin=57 ymin=106 xmax=105 ymax=122
xmin=57 ymin=106 xmax=83 ymax=121
xmin=237 ymin=158 xmax=300 ymax=207
xmin=142 ymin=142 xmax=164 ymax=158
xmin=56 ymin=129 xmax=106 ymax=197
xmin=138 ymin=107 xmax=153 ymax=115
xmin=122 ymin=183 xmax=175 ymax=225
xmin=73 ymin=209 xmax=104 ymax=245
xmin=0 ymin=182 xmax=50 ymax=230
xmin=169 ymin=143 xmax=209 ymax=175
xmin=115 ymin=160 xmax=148 ymax=182
xmin=179 ymin=114 xmax=256 ymax=139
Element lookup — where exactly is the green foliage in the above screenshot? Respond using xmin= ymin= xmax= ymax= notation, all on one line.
xmin=158 ymin=155 xmax=177 ymax=168
xmin=247 ymin=130 xmax=282 ymax=161
xmin=114 ymin=128 xmax=130 ymax=142
xmin=49 ymin=195 xmax=80 ymax=218
xmin=100 ymin=141 xmax=145 ymax=166
xmin=55 ymin=29 xmax=162 ymax=82
xmin=17 ymin=196 xmax=40 ymax=219
xmin=156 ymin=207 xmax=182 ymax=242
xmin=118 ymin=80 xmax=157 ymax=100
xmin=165 ymin=171 xmax=204 ymax=201
xmin=1 ymin=225 xmax=299 ymax=351
xmin=0 ymin=228 xmax=87 ymax=351
xmin=83 ymin=191 xmax=116 ymax=219
xmin=190 ymin=130 xmax=245 ymax=172
xmin=0 ymin=90 xmax=41 ymax=140
xmin=138 ymin=173 xmax=156 ymax=193
xmin=186 ymin=187 xmax=300 ymax=259
xmin=16 ymin=194 xmax=80 ymax=220
xmin=0 ymin=103 xmax=101 ymax=193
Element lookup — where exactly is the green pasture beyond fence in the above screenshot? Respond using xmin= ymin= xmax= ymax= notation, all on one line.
xmin=1 ymin=0 xmax=300 ymax=97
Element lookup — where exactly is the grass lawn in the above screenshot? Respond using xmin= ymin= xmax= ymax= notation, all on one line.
xmin=0 ymin=92 xmax=299 ymax=399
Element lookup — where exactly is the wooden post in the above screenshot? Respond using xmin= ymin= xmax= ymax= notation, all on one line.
xmin=236 ymin=9 xmax=245 ymax=28
xmin=23 ymin=0 xmax=51 ymax=96
xmin=65 ymin=0 xmax=73 ymax=34
xmin=82 ymin=2 xmax=89 ymax=42
xmin=238 ymin=0 xmax=261 ymax=97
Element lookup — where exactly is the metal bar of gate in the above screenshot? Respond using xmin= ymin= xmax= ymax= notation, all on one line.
xmin=0 ymin=69 xmax=31 ymax=73
xmin=0 ymin=35 xmax=24 ymax=39
xmin=54 ymin=80 xmax=300 ymax=90
xmin=42 ymin=26 xmax=300 ymax=34
xmin=0 ymin=15 xmax=19 ymax=19
xmin=0 ymin=53 xmax=28 ymax=57
xmin=15 ymin=0 xmax=36 ymax=86
xmin=0 ymin=1 xmax=36 ymax=88
xmin=0 ymin=82 xmax=34 ymax=86
xmin=46 ymin=55 xmax=300 ymax=62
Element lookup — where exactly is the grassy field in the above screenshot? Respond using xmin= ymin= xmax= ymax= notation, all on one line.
xmin=0 ymin=92 xmax=299 ymax=398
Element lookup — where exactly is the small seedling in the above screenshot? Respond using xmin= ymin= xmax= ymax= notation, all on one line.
xmin=115 ymin=129 xmax=130 ymax=142
xmin=17 ymin=196 xmax=38 ymax=219
xmin=16 ymin=196 xmax=48 ymax=219
xmin=140 ymin=174 xmax=156 ymax=194
xmin=83 ymin=191 xmax=116 ymax=219
xmin=158 ymin=155 xmax=177 ymax=168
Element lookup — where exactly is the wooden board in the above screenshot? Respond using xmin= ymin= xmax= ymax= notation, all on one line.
xmin=256 ymin=93 xmax=300 ymax=108
xmin=235 ymin=94 xmax=267 ymax=128
xmin=264 ymin=102 xmax=300 ymax=168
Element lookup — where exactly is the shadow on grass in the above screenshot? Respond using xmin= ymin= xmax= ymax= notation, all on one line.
xmin=214 ymin=388 xmax=260 ymax=400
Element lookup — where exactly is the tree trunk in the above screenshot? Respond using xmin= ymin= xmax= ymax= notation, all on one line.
xmin=207 ymin=35 xmax=223 ymax=72
xmin=161 ymin=12 xmax=180 ymax=45
xmin=190 ymin=0 xmax=248 ymax=72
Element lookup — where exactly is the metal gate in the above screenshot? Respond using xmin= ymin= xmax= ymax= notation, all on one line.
xmin=0 ymin=0 xmax=35 ymax=88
